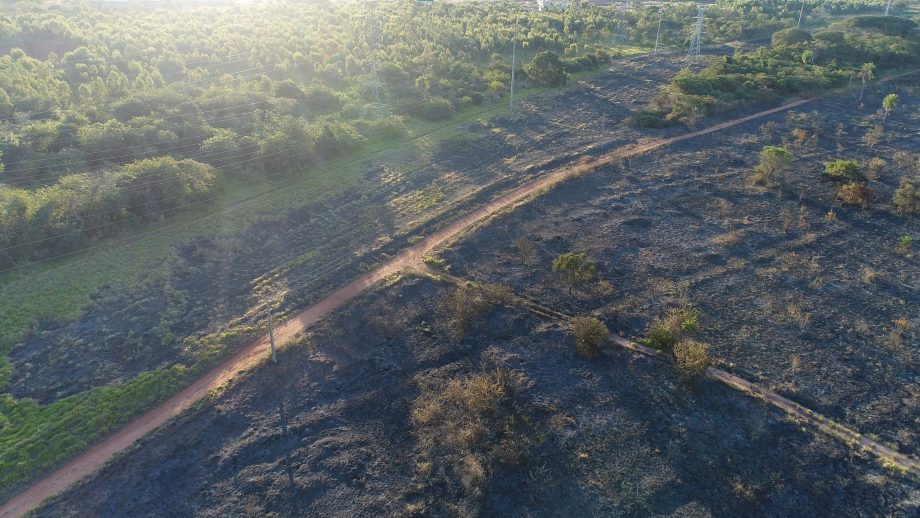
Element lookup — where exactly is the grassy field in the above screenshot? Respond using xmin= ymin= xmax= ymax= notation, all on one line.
xmin=0 ymin=52 xmax=653 ymax=502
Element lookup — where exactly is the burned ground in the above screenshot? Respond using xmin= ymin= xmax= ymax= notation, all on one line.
xmin=36 ymin=276 xmax=919 ymax=517
xmin=437 ymin=77 xmax=920 ymax=458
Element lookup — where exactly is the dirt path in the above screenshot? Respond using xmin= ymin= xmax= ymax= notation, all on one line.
xmin=0 ymin=92 xmax=899 ymax=517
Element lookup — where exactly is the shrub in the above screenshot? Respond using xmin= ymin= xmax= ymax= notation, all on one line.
xmin=673 ymin=340 xmax=711 ymax=380
xmin=642 ymin=307 xmax=699 ymax=353
xmin=837 ymin=182 xmax=874 ymax=207
xmin=751 ymin=146 xmax=791 ymax=187
xmin=438 ymin=283 xmax=494 ymax=341
xmin=771 ymin=28 xmax=813 ymax=47
xmin=569 ymin=316 xmax=609 ymax=358
xmin=892 ymin=177 xmax=920 ymax=214
xmin=866 ymin=157 xmax=887 ymax=180
xmin=823 ymin=160 xmax=866 ymax=182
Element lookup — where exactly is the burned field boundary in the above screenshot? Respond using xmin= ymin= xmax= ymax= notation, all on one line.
xmin=34 ymin=275 xmax=920 ymax=516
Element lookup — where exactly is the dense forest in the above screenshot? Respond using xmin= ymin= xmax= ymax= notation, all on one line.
xmin=0 ymin=0 xmax=909 ymax=267
xmin=638 ymin=13 xmax=920 ymax=126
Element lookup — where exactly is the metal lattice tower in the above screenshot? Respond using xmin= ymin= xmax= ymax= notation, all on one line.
xmin=885 ymin=0 xmax=892 ymax=16
xmin=687 ymin=5 xmax=705 ymax=60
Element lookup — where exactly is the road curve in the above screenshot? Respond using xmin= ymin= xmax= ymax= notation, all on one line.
xmin=0 ymin=94 xmax=866 ymax=518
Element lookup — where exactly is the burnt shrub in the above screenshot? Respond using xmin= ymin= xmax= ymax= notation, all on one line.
xmin=569 ymin=316 xmax=609 ymax=359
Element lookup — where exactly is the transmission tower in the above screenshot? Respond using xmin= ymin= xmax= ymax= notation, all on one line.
xmin=687 ymin=5 xmax=705 ymax=61
xmin=360 ymin=5 xmax=390 ymax=119
xmin=885 ymin=0 xmax=892 ymax=16
xmin=653 ymin=9 xmax=663 ymax=54
xmin=797 ymin=2 xmax=805 ymax=29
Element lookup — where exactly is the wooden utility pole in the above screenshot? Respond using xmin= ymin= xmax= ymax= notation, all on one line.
xmin=510 ymin=37 xmax=516 ymax=114
xmin=268 ymin=309 xmax=277 ymax=363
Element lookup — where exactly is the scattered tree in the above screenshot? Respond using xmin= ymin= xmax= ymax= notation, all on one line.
xmin=512 ymin=237 xmax=536 ymax=265
xmin=751 ymin=146 xmax=792 ymax=187
xmin=552 ymin=252 xmax=596 ymax=295
xmin=882 ymin=93 xmax=899 ymax=121
xmin=857 ymin=62 xmax=875 ymax=105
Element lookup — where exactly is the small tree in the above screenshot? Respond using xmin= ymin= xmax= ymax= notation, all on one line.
xmin=751 ymin=146 xmax=792 ymax=187
xmin=569 ymin=316 xmax=609 ymax=359
xmin=801 ymin=49 xmax=813 ymax=66
xmin=512 ymin=237 xmax=536 ymax=265
xmin=527 ymin=51 xmax=566 ymax=87
xmin=882 ymin=93 xmax=899 ymax=121
xmin=552 ymin=252 xmax=596 ymax=295
xmin=857 ymin=62 xmax=875 ymax=105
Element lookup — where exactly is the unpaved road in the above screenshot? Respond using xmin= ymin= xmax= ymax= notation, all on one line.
xmin=0 ymin=93 xmax=891 ymax=517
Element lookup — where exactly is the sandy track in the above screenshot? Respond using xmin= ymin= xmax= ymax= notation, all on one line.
xmin=1 ymin=92 xmax=896 ymax=517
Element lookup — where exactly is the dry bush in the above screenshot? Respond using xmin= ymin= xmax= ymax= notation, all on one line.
xmin=673 ymin=340 xmax=711 ymax=380
xmin=786 ymin=303 xmax=812 ymax=332
xmin=861 ymin=267 xmax=880 ymax=284
xmin=892 ymin=177 xmax=920 ymax=214
xmin=863 ymin=125 xmax=884 ymax=149
xmin=411 ymin=368 xmax=533 ymax=512
xmin=569 ymin=316 xmax=609 ymax=358
xmin=594 ymin=279 xmax=615 ymax=299
xmin=438 ymin=283 xmax=496 ymax=341
xmin=837 ymin=182 xmax=874 ymax=208
xmin=711 ymin=230 xmax=742 ymax=247
xmin=866 ymin=157 xmax=887 ymax=180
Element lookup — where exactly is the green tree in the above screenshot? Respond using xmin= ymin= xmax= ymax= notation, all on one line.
xmin=857 ymin=62 xmax=875 ymax=105
xmin=882 ymin=93 xmax=899 ymax=121
xmin=528 ymin=51 xmax=566 ymax=87
xmin=752 ymin=146 xmax=792 ymax=187
xmin=801 ymin=49 xmax=813 ymax=66
xmin=552 ymin=252 xmax=595 ymax=295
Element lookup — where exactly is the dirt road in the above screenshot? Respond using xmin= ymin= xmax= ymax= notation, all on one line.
xmin=0 ymin=94 xmax=862 ymax=517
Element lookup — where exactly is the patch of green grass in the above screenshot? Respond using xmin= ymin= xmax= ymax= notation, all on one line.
xmin=0 ymin=323 xmax=260 ymax=501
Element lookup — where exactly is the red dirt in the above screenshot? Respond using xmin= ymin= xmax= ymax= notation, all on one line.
xmin=0 ymin=95 xmax=858 ymax=518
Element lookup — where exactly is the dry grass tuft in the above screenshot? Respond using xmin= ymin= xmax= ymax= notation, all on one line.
xmin=673 ymin=340 xmax=712 ymax=381
xmin=411 ymin=368 xmax=534 ymax=514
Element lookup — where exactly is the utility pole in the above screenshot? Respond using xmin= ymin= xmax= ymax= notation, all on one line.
xmin=510 ymin=36 xmax=516 ymax=114
xmin=797 ymin=2 xmax=805 ymax=29
xmin=654 ymin=10 xmax=663 ymax=54
xmin=268 ymin=309 xmax=277 ymax=364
